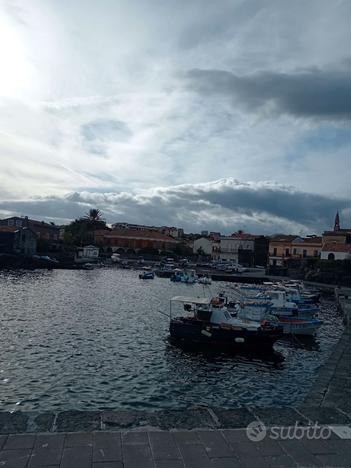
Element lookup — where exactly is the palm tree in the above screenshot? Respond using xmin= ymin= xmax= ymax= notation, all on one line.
xmin=84 ymin=208 xmax=102 ymax=222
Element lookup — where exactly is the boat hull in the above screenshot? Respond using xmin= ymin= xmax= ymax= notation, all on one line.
xmin=169 ymin=318 xmax=282 ymax=351
xmin=277 ymin=318 xmax=322 ymax=336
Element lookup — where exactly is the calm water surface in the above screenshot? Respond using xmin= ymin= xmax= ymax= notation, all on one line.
xmin=0 ymin=268 xmax=343 ymax=411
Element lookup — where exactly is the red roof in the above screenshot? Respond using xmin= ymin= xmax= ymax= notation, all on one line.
xmin=0 ymin=226 xmax=18 ymax=233
xmin=322 ymin=243 xmax=351 ymax=253
xmin=270 ymin=235 xmax=299 ymax=242
xmin=96 ymin=228 xmax=178 ymax=243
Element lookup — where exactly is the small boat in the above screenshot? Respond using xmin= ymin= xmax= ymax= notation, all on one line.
xmin=139 ymin=271 xmax=154 ymax=279
xmin=198 ymin=275 xmax=212 ymax=285
xmin=168 ymin=296 xmax=283 ymax=351
xmin=82 ymin=263 xmax=94 ymax=270
xmin=234 ymin=299 xmax=322 ymax=336
xmin=171 ymin=269 xmax=198 ymax=284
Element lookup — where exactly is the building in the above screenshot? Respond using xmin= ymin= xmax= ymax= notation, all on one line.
xmin=253 ymin=236 xmax=270 ymax=267
xmin=0 ymin=217 xmax=60 ymax=245
xmin=111 ymin=223 xmax=184 ymax=239
xmin=322 ymin=211 xmax=351 ymax=246
xmin=193 ymin=237 xmax=214 ymax=256
xmin=219 ymin=232 xmax=255 ymax=264
xmin=321 ymin=243 xmax=351 ymax=261
xmin=268 ymin=235 xmax=300 ymax=267
xmin=291 ymin=236 xmax=322 ymax=259
xmin=0 ymin=226 xmax=37 ymax=256
xmin=94 ymin=228 xmax=179 ymax=253
xmin=75 ymin=245 xmax=99 ymax=263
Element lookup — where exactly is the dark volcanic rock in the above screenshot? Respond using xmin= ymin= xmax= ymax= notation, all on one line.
xmin=56 ymin=411 xmax=101 ymax=432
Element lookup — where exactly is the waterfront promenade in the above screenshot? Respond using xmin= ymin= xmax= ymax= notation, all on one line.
xmin=2 ymin=425 xmax=351 ymax=467
xmin=1 ymin=405 xmax=351 ymax=467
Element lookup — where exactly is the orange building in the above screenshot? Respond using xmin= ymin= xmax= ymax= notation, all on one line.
xmin=94 ymin=228 xmax=178 ymax=252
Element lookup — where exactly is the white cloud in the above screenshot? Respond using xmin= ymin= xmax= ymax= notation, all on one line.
xmin=0 ymin=0 xmax=350 ymax=229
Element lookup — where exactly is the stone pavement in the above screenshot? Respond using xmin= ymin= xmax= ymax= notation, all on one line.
xmin=305 ymin=323 xmax=351 ymax=410
xmin=1 ymin=427 xmax=351 ymax=468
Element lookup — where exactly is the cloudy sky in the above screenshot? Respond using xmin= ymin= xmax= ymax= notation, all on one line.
xmin=1 ymin=0 xmax=351 ymax=234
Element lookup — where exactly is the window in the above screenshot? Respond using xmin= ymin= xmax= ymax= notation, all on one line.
xmin=273 ymin=248 xmax=277 ymax=256
xmin=293 ymin=248 xmax=297 ymax=255
xmin=303 ymin=250 xmax=307 ymax=258
xmin=328 ymin=253 xmax=335 ymax=260
xmin=314 ymin=250 xmax=318 ymax=257
xmin=285 ymin=248 xmax=290 ymax=256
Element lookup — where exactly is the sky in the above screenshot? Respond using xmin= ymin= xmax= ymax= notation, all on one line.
xmin=0 ymin=0 xmax=351 ymax=234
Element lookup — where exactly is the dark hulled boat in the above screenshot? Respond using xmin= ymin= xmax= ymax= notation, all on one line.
xmin=168 ymin=296 xmax=282 ymax=352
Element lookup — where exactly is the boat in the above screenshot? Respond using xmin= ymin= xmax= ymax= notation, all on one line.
xmin=139 ymin=271 xmax=154 ymax=279
xmin=171 ymin=269 xmax=198 ymax=284
xmin=198 ymin=275 xmax=212 ymax=285
xmin=234 ymin=298 xmax=322 ymax=336
xmin=168 ymin=296 xmax=283 ymax=351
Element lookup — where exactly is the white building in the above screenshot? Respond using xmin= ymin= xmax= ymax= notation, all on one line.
xmin=193 ymin=237 xmax=213 ymax=256
xmin=75 ymin=245 xmax=99 ymax=263
xmin=219 ymin=235 xmax=255 ymax=262
xmin=321 ymin=243 xmax=351 ymax=261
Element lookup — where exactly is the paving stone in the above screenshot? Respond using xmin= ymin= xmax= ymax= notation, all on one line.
xmin=155 ymin=409 xmax=216 ymax=430
xmin=254 ymin=437 xmax=286 ymax=457
xmin=92 ymin=462 xmax=123 ymax=468
xmin=3 ymin=433 xmax=36 ymax=449
xmin=123 ymin=442 xmax=153 ymax=461
xmin=262 ymin=455 xmax=296 ymax=467
xmin=278 ymin=439 xmax=322 ymax=466
xmin=56 ymin=411 xmax=101 ymax=432
xmin=61 ymin=446 xmax=92 ymax=468
xmin=35 ymin=433 xmax=65 ymax=449
xmin=149 ymin=431 xmax=181 ymax=459
xmin=0 ymin=448 xmax=32 ymax=468
xmin=210 ymin=458 xmax=241 ymax=468
xmin=102 ymin=410 xmax=157 ymax=429
xmin=177 ymin=443 xmax=213 ymax=468
xmin=301 ymin=437 xmax=341 ymax=455
xmin=197 ymin=430 xmax=233 ymax=458
xmin=65 ymin=431 xmax=93 ymax=447
xmin=173 ymin=431 xmax=201 ymax=445
xmin=316 ymin=452 xmax=351 ymax=466
xmin=29 ymin=434 xmax=65 ymax=467
xmin=124 ymin=460 xmax=155 ymax=468
xmin=93 ymin=432 xmax=122 ymax=462
xmin=123 ymin=431 xmax=149 ymax=444
xmin=0 ymin=411 xmax=28 ymax=434
xmin=221 ymin=430 xmax=262 ymax=457
xmin=212 ymin=408 xmax=254 ymax=429
xmin=0 ymin=435 xmax=7 ymax=449
xmin=250 ymin=407 xmax=308 ymax=427
xmin=155 ymin=460 xmax=185 ymax=468
xmin=297 ymin=406 xmax=351 ymax=424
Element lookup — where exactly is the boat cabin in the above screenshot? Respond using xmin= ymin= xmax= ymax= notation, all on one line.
xmin=170 ymin=296 xmax=232 ymax=324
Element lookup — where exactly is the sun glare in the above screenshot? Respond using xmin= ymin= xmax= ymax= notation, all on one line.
xmin=0 ymin=16 xmax=32 ymax=98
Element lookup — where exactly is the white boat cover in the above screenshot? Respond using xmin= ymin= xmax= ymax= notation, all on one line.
xmin=170 ymin=296 xmax=211 ymax=305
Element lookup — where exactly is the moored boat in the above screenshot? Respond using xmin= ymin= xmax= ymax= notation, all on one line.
xmin=168 ymin=296 xmax=283 ymax=351
xmin=139 ymin=271 xmax=155 ymax=279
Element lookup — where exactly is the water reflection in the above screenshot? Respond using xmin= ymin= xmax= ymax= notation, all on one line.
xmin=0 ymin=269 xmax=344 ymax=411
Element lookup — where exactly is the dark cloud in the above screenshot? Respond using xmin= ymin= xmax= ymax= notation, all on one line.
xmin=186 ymin=65 xmax=351 ymax=120
xmin=0 ymin=179 xmax=349 ymax=234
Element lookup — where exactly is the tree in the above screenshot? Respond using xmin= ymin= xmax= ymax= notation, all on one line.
xmin=64 ymin=208 xmax=107 ymax=246
xmin=84 ymin=208 xmax=102 ymax=222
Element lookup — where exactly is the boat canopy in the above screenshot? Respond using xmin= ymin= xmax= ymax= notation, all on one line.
xmin=170 ymin=296 xmax=211 ymax=305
